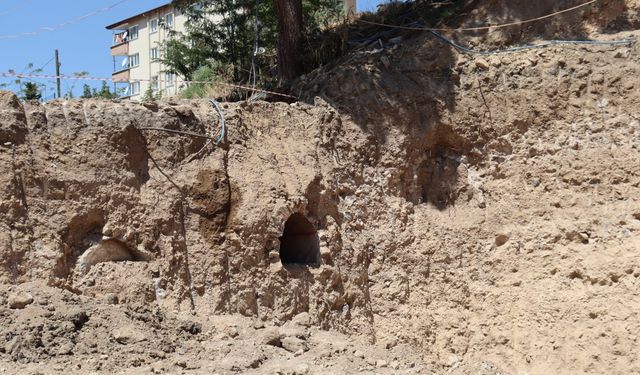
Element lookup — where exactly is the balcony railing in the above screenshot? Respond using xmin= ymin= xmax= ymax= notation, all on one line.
xmin=113 ymin=31 xmax=128 ymax=46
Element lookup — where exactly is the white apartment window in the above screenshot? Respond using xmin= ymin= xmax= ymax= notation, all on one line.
xmin=129 ymin=53 xmax=139 ymax=68
xmin=151 ymin=76 xmax=159 ymax=91
xmin=150 ymin=18 xmax=158 ymax=33
xmin=130 ymin=81 xmax=141 ymax=96
xmin=165 ymin=72 xmax=175 ymax=87
xmin=165 ymin=13 xmax=174 ymax=28
xmin=128 ymin=25 xmax=139 ymax=40
xmin=150 ymin=47 xmax=159 ymax=61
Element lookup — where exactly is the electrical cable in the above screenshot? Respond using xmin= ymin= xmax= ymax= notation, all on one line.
xmin=0 ymin=0 xmax=132 ymax=40
xmin=355 ymin=0 xmax=599 ymax=32
xmin=427 ymin=30 xmax=635 ymax=55
xmin=209 ymin=99 xmax=226 ymax=145
xmin=37 ymin=57 xmax=55 ymax=72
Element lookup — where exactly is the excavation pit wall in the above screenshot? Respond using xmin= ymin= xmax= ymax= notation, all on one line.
xmin=2 ymin=32 xmax=640 ymax=373
xmin=0 ymin=92 xmax=393 ymax=332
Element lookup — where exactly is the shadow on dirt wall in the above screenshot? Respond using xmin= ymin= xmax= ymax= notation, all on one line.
xmin=296 ymin=2 xmax=468 ymax=209
xmin=298 ymin=28 xmax=466 ymax=210
xmin=294 ymin=0 xmax=632 ymax=209
xmin=447 ymin=0 xmax=630 ymax=41
xmin=296 ymin=0 xmax=627 ymax=125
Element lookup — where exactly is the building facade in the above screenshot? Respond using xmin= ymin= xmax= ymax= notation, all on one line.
xmin=107 ymin=1 xmax=358 ymax=100
xmin=106 ymin=3 xmax=187 ymax=100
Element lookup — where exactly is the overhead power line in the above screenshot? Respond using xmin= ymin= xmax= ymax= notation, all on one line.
xmin=37 ymin=57 xmax=55 ymax=72
xmin=0 ymin=0 xmax=132 ymax=40
xmin=356 ymin=0 xmax=598 ymax=32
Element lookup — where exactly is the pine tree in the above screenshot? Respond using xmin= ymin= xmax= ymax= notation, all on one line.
xmin=95 ymin=82 xmax=118 ymax=99
xmin=21 ymin=82 xmax=42 ymax=101
xmin=81 ymin=84 xmax=93 ymax=99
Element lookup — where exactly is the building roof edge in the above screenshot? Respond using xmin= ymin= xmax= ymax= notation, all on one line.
xmin=106 ymin=2 xmax=173 ymax=30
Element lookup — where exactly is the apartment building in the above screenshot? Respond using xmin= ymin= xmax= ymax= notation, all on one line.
xmin=106 ymin=3 xmax=187 ymax=100
xmin=106 ymin=1 xmax=358 ymax=100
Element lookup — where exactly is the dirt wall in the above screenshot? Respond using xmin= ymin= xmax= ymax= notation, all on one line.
xmin=1 ymin=3 xmax=640 ymax=373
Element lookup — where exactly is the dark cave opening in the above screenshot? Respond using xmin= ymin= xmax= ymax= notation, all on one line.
xmin=279 ymin=213 xmax=320 ymax=266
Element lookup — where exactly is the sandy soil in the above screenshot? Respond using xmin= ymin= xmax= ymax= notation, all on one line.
xmin=1 ymin=1 xmax=640 ymax=374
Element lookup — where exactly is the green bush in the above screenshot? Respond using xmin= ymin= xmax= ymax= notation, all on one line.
xmin=179 ymin=63 xmax=234 ymax=99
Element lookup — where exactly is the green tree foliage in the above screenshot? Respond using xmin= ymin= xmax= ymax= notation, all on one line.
xmin=1 ymin=63 xmax=46 ymax=99
xmin=165 ymin=0 xmax=260 ymax=82
xmin=21 ymin=82 xmax=42 ymax=101
xmin=78 ymin=82 xmax=119 ymax=100
xmin=62 ymin=71 xmax=89 ymax=99
xmin=81 ymin=84 xmax=93 ymax=99
xmin=142 ymin=84 xmax=155 ymax=102
xmin=179 ymin=63 xmax=234 ymax=99
xmin=159 ymin=38 xmax=212 ymax=82
xmin=166 ymin=0 xmax=342 ymax=86
xmin=95 ymin=81 xmax=119 ymax=99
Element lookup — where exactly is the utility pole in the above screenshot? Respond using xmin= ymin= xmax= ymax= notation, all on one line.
xmin=55 ymin=49 xmax=61 ymax=99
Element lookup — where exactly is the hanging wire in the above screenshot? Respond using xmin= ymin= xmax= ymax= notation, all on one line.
xmin=355 ymin=0 xmax=599 ymax=33
xmin=428 ymin=30 xmax=635 ymax=55
xmin=249 ymin=0 xmax=261 ymax=94
xmin=209 ymin=98 xmax=226 ymax=145
xmin=37 ymin=57 xmax=55 ymax=72
xmin=0 ymin=0 xmax=132 ymax=40
xmin=138 ymin=99 xmax=225 ymax=145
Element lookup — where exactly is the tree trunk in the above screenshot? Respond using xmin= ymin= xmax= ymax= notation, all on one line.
xmin=272 ymin=0 xmax=303 ymax=83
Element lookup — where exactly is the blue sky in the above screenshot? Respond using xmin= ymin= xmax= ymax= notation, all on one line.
xmin=0 ymin=0 xmax=382 ymax=100
xmin=0 ymin=0 xmax=167 ymax=99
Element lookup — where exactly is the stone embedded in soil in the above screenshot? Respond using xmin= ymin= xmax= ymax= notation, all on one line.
xmin=113 ymin=326 xmax=147 ymax=344
xmin=7 ymin=292 xmax=34 ymax=309
xmin=292 ymin=312 xmax=312 ymax=327
xmin=297 ymin=364 xmax=310 ymax=374
xmin=103 ymin=293 xmax=119 ymax=305
xmin=566 ymin=230 xmax=590 ymax=244
xmin=366 ymin=357 xmax=376 ymax=366
xmin=281 ymin=336 xmax=308 ymax=353
xmin=383 ymin=338 xmax=397 ymax=349
xmin=495 ymin=233 xmax=510 ymax=247
xmin=475 ymin=59 xmax=490 ymax=70
xmin=225 ymin=326 xmax=239 ymax=338
xmin=56 ymin=342 xmax=74 ymax=355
